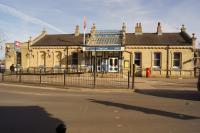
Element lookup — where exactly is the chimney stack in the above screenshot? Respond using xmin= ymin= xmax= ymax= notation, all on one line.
xmin=192 ymin=33 xmax=197 ymax=49
xmin=75 ymin=25 xmax=80 ymax=36
xmin=157 ymin=22 xmax=162 ymax=35
xmin=135 ymin=22 xmax=142 ymax=35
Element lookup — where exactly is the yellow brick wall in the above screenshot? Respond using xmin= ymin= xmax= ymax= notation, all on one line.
xmin=20 ymin=46 xmax=84 ymax=69
xmin=124 ymin=47 xmax=194 ymax=77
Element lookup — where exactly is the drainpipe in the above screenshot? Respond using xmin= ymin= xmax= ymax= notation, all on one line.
xmin=166 ymin=44 xmax=170 ymax=78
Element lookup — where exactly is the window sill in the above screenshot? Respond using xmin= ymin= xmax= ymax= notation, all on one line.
xmin=152 ymin=66 xmax=161 ymax=71
xmin=172 ymin=67 xmax=181 ymax=71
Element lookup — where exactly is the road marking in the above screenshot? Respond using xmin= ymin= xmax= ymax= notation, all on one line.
xmin=117 ymin=124 xmax=123 ymax=127
xmin=115 ymin=116 xmax=120 ymax=119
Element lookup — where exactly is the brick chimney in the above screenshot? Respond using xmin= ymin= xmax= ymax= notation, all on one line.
xmin=75 ymin=25 xmax=80 ymax=36
xmin=157 ymin=22 xmax=162 ymax=35
xmin=135 ymin=23 xmax=142 ymax=35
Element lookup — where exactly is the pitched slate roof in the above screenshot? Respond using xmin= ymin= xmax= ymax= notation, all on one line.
xmin=32 ymin=34 xmax=84 ymax=46
xmin=125 ymin=32 xmax=192 ymax=46
xmin=32 ymin=31 xmax=192 ymax=46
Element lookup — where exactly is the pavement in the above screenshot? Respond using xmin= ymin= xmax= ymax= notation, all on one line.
xmin=0 ymin=77 xmax=200 ymax=133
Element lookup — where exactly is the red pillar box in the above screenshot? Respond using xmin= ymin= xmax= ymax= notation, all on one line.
xmin=146 ymin=68 xmax=151 ymax=78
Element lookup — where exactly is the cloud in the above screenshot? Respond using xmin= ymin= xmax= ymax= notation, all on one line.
xmin=0 ymin=3 xmax=65 ymax=33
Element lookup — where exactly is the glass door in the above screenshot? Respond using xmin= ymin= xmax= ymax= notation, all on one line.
xmin=109 ymin=58 xmax=118 ymax=72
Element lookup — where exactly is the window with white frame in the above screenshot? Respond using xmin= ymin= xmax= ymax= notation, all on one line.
xmin=134 ymin=52 xmax=141 ymax=67
xmin=173 ymin=52 xmax=181 ymax=69
xmin=153 ymin=52 xmax=161 ymax=68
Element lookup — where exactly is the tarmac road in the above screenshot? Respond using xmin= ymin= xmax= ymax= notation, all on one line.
xmin=0 ymin=78 xmax=200 ymax=133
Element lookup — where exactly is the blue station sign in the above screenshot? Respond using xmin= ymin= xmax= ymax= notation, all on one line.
xmin=83 ymin=46 xmax=124 ymax=51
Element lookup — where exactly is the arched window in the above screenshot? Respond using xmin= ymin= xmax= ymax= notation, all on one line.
xmin=55 ymin=51 xmax=62 ymax=67
xmin=40 ymin=51 xmax=46 ymax=66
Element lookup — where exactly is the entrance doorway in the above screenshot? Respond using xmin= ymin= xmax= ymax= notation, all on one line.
xmin=91 ymin=55 xmax=120 ymax=73
xmin=96 ymin=57 xmax=102 ymax=72
xmin=109 ymin=58 xmax=119 ymax=72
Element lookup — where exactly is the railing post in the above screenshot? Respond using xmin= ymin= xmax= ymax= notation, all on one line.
xmin=128 ymin=71 xmax=130 ymax=89
xmin=19 ymin=69 xmax=22 ymax=83
xmin=132 ymin=64 xmax=135 ymax=90
xmin=64 ymin=69 xmax=66 ymax=86
xmin=40 ymin=69 xmax=42 ymax=84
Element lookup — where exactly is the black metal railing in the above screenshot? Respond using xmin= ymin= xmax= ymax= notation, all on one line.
xmin=1 ymin=68 xmax=132 ymax=89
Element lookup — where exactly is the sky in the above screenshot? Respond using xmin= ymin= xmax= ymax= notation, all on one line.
xmin=0 ymin=0 xmax=200 ymax=59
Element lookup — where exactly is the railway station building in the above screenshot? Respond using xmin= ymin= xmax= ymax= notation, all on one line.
xmin=5 ymin=22 xmax=197 ymax=77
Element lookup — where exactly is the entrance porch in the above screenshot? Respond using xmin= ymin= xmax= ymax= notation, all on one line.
xmin=84 ymin=51 xmax=123 ymax=73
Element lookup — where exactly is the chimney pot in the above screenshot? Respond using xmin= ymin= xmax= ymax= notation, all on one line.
xmin=157 ymin=22 xmax=162 ymax=35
